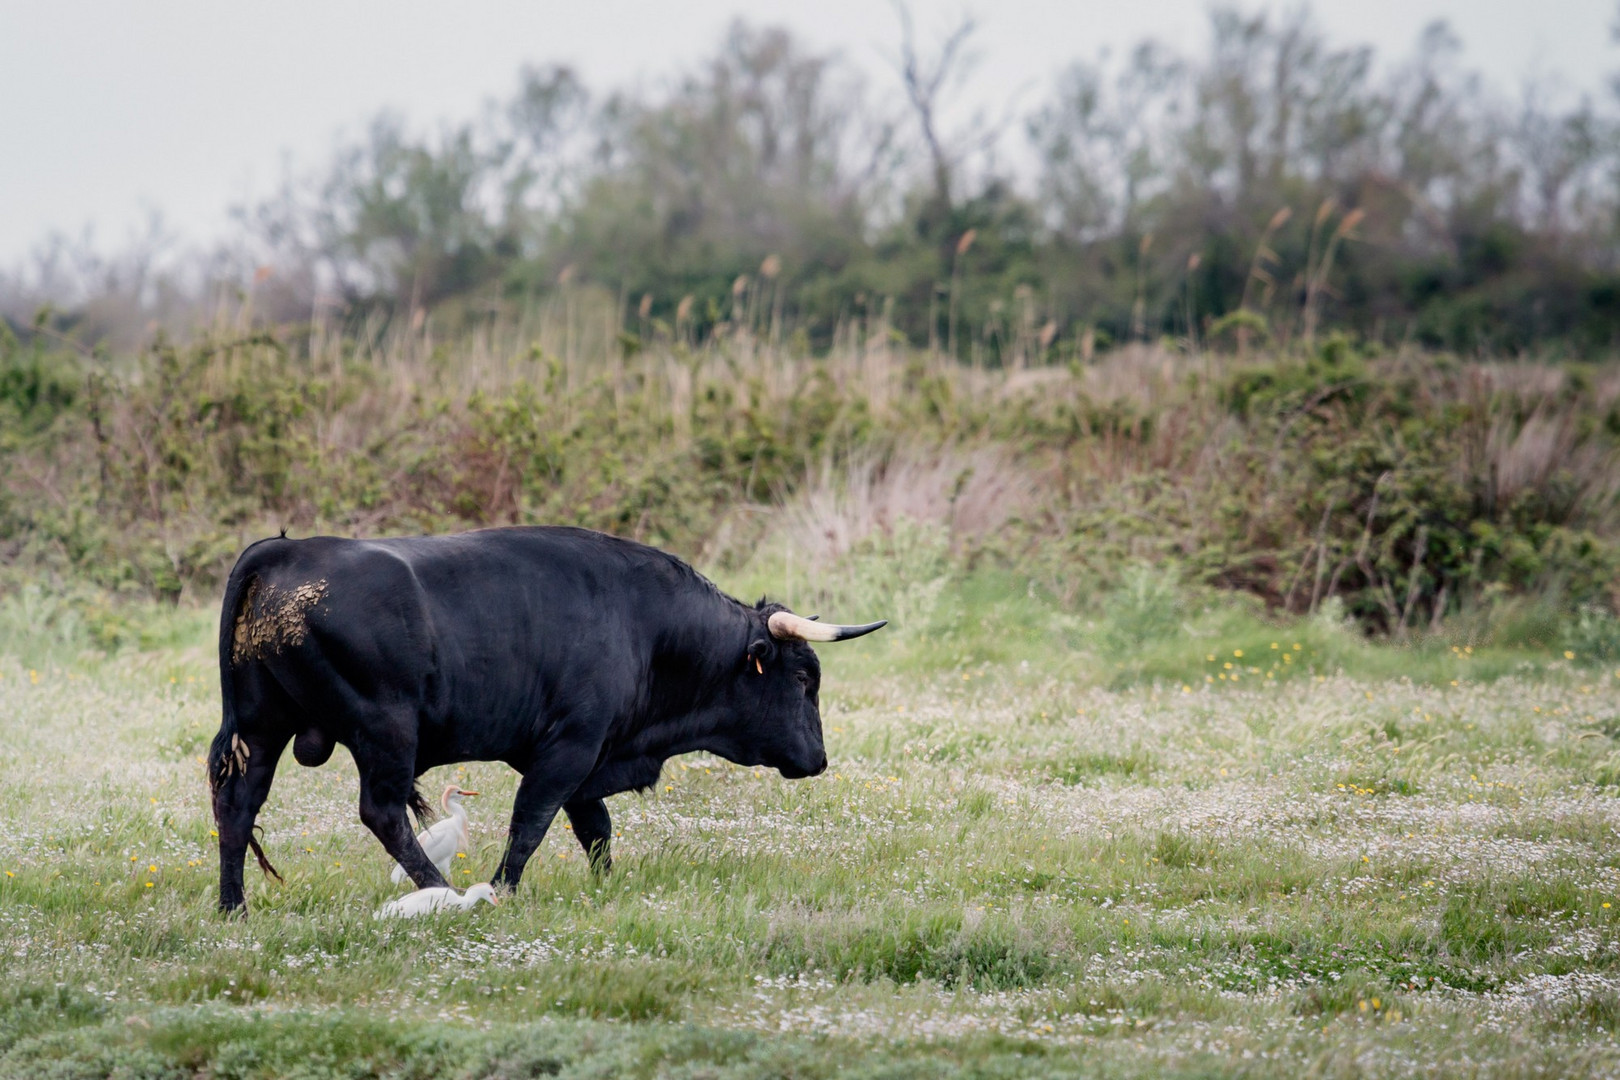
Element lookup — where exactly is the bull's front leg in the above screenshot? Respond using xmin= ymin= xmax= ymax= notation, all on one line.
xmin=492 ymin=739 xmax=599 ymax=892
xmin=564 ymin=797 xmax=612 ymax=875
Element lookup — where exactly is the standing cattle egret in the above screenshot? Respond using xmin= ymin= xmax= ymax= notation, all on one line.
xmin=390 ymin=785 xmax=478 ymax=885
xmin=374 ymin=882 xmax=500 ymax=919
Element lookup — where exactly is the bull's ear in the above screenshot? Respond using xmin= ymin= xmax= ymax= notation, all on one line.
xmin=746 ymin=637 xmax=776 ymax=674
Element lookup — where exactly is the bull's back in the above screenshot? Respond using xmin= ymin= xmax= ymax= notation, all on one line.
xmin=226 ymin=529 xmax=658 ymax=756
xmin=376 ymin=530 xmax=653 ymax=715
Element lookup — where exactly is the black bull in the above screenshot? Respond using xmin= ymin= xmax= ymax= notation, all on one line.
xmin=207 ymin=526 xmax=884 ymax=913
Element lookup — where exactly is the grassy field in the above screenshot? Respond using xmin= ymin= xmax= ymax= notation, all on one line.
xmin=3 ymin=578 xmax=1620 ymax=1078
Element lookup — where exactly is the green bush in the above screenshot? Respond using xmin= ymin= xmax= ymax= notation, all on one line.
xmin=1 ymin=322 xmax=1616 ymax=653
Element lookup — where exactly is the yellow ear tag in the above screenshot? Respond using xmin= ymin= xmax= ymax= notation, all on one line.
xmin=754 ymin=658 xmax=764 ymax=674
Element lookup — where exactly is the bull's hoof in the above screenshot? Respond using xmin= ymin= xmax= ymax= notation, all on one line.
xmin=219 ymin=891 xmax=247 ymax=917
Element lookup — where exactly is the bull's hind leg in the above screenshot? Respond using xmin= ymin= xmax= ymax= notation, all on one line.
xmin=216 ymin=729 xmax=291 ymax=914
xmin=564 ymin=798 xmax=613 ymax=874
xmin=355 ymin=749 xmax=448 ymax=891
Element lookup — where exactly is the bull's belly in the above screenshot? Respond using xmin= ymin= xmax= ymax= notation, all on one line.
xmin=412 ymin=705 xmax=544 ymax=772
xmin=572 ymin=754 xmax=663 ymax=801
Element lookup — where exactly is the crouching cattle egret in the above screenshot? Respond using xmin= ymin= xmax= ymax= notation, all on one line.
xmin=375 ymin=882 xmax=500 ymax=919
xmin=390 ymin=785 xmax=478 ymax=885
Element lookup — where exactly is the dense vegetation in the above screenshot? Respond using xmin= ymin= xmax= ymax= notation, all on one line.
xmin=8 ymin=8 xmax=1620 ymax=358
xmin=2 ymin=310 xmax=1617 ymax=652
xmin=7 ymin=8 xmax=1616 ymax=646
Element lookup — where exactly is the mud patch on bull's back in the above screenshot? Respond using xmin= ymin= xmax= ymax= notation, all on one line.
xmin=232 ymin=578 xmax=328 ymax=662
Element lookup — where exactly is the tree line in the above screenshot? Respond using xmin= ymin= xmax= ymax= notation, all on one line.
xmin=9 ymin=7 xmax=1620 ymax=358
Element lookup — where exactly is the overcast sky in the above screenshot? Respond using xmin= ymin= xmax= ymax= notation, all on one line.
xmin=1 ymin=0 xmax=1615 ymax=266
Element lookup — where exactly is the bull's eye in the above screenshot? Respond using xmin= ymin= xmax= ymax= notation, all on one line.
xmin=794 ymin=670 xmax=812 ymax=691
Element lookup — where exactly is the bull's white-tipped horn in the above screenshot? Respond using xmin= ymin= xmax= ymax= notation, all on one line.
xmin=768 ymin=611 xmax=887 ymax=643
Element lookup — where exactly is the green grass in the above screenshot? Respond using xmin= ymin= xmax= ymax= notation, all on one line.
xmin=4 ymin=576 xmax=1620 ymax=1077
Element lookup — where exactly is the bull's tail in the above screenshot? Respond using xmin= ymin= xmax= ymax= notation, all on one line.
xmin=248 ymin=833 xmax=283 ymax=883
xmin=409 ymin=787 xmax=433 ymax=826
xmin=209 ymin=547 xmax=283 ymax=886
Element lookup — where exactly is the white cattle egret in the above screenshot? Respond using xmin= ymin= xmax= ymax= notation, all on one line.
xmin=390 ymin=785 xmax=478 ymax=886
xmin=374 ymin=882 xmax=500 ymax=919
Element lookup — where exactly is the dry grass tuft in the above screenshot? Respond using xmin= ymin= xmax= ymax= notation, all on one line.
xmin=777 ymin=446 xmax=1046 ymax=566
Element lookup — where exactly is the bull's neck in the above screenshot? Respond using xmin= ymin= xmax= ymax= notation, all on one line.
xmin=628 ymin=587 xmax=756 ymax=754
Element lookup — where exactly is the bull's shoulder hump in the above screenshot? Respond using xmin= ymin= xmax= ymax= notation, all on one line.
xmin=445 ymin=524 xmax=666 ymax=558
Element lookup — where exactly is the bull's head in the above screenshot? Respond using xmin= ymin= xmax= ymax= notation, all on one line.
xmin=731 ymin=603 xmax=886 ymax=780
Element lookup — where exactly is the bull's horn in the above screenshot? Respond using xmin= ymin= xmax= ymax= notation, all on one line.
xmin=768 ymin=611 xmax=887 ymax=642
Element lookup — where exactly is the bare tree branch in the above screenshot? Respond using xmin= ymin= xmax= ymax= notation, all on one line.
xmin=892 ymin=2 xmax=978 ymax=210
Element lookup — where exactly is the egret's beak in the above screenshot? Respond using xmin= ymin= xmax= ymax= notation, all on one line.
xmin=458 ymin=789 xmax=480 ymax=797
xmin=489 ymin=893 xmax=501 ymax=905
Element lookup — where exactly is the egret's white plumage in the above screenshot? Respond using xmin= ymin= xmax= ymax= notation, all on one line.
xmin=390 ymin=784 xmax=477 ymax=886
xmin=374 ymin=882 xmax=500 ymax=919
